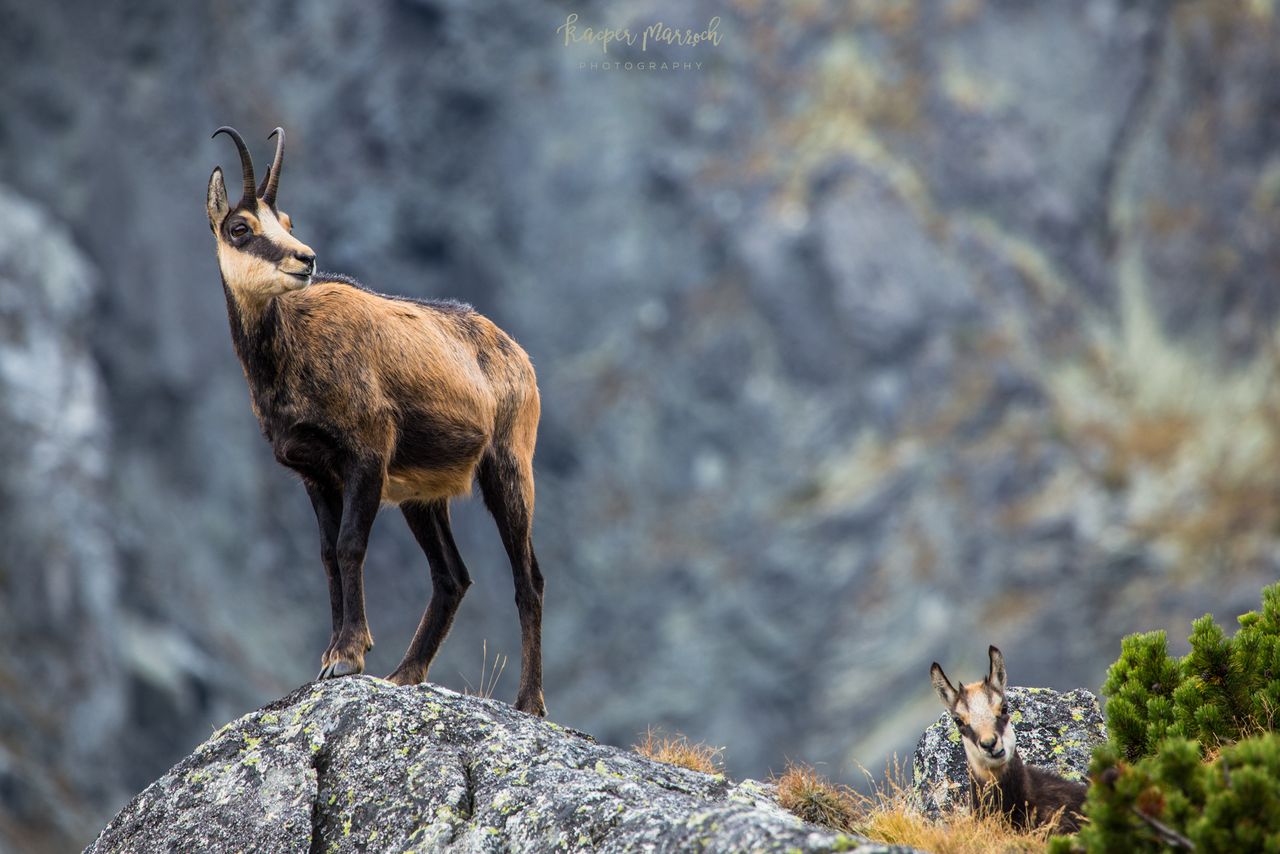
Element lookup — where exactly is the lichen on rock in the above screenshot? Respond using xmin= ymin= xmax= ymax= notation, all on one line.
xmin=910 ymin=686 xmax=1106 ymax=818
xmin=85 ymin=677 xmax=915 ymax=853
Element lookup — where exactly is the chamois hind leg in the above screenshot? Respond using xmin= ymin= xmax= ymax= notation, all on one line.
xmin=386 ymin=499 xmax=472 ymax=686
xmin=317 ymin=460 xmax=383 ymax=680
xmin=304 ymin=479 xmax=344 ymax=668
xmin=478 ymin=449 xmax=545 ymax=716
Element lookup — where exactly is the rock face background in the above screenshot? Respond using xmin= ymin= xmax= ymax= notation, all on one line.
xmin=912 ymin=686 xmax=1106 ymax=818
xmin=1 ymin=1 xmax=1279 ymax=850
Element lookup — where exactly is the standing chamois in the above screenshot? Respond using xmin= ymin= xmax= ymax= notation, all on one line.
xmin=207 ymin=127 xmax=546 ymax=716
xmin=930 ymin=646 xmax=1087 ymax=833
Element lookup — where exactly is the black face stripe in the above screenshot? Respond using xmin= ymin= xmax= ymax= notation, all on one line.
xmin=220 ymin=203 xmax=294 ymax=265
xmin=221 ymin=221 xmax=289 ymax=264
xmin=242 ymin=234 xmax=289 ymax=264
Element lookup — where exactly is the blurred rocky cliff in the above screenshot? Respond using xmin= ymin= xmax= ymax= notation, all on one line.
xmin=1 ymin=0 xmax=1278 ymax=850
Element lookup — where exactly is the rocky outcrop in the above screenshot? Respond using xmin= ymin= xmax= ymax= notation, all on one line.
xmin=911 ymin=687 xmax=1106 ymax=818
xmin=86 ymin=677 xmax=908 ymax=854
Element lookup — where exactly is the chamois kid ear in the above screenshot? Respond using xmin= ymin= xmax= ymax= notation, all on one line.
xmin=207 ymin=167 xmax=229 ymax=233
xmin=931 ymin=662 xmax=959 ymax=708
xmin=988 ymin=645 xmax=1007 ymax=693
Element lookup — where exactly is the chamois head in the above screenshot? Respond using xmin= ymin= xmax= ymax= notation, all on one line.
xmin=931 ymin=646 xmax=1015 ymax=782
xmin=207 ymin=126 xmax=315 ymax=301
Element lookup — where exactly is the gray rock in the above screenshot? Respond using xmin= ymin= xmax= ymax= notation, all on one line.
xmin=911 ymin=687 xmax=1107 ymax=818
xmin=86 ymin=677 xmax=912 ymax=854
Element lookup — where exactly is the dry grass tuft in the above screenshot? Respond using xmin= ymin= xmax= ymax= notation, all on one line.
xmin=774 ymin=760 xmax=1057 ymax=854
xmin=632 ymin=728 xmax=724 ymax=775
xmin=774 ymin=762 xmax=859 ymax=831
xmin=460 ymin=640 xmax=508 ymax=701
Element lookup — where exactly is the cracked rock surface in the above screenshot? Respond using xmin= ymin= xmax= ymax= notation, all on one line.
xmin=911 ymin=687 xmax=1107 ymax=818
xmin=85 ymin=677 xmax=913 ymax=853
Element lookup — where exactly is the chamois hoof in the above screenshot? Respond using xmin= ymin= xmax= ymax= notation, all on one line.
xmin=316 ymin=658 xmax=364 ymax=680
xmin=384 ymin=667 xmax=425 ymax=687
xmin=515 ymin=692 xmax=547 ymax=717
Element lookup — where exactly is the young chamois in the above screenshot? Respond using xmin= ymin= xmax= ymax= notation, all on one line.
xmin=930 ymin=646 xmax=1087 ymax=833
xmin=207 ymin=127 xmax=546 ymax=715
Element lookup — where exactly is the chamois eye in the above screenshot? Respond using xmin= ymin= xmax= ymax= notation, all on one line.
xmin=231 ymin=223 xmax=249 ymax=237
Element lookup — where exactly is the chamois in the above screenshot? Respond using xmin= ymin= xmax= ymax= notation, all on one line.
xmin=930 ymin=646 xmax=1087 ymax=833
xmin=207 ymin=127 xmax=546 ymax=716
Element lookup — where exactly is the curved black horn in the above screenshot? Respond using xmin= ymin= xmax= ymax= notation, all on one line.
xmin=262 ymin=127 xmax=285 ymax=206
xmin=211 ymin=126 xmax=257 ymax=204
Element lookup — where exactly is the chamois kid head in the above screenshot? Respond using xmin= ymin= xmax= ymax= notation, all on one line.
xmin=207 ymin=126 xmax=315 ymax=303
xmin=931 ymin=646 xmax=1014 ymax=782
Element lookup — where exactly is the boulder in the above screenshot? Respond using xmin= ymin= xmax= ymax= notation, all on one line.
xmin=86 ymin=677 xmax=914 ymax=853
xmin=911 ymin=687 xmax=1106 ymax=818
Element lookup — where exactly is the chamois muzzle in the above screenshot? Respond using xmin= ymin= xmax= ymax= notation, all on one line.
xmin=290 ymin=250 xmax=316 ymax=279
xmin=212 ymin=126 xmax=257 ymax=206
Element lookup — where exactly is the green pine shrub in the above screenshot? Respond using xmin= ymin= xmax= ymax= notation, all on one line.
xmin=1048 ymin=733 xmax=1280 ymax=853
xmin=1101 ymin=630 xmax=1183 ymax=761
xmin=1048 ymin=582 xmax=1280 ymax=852
xmin=1102 ymin=582 xmax=1280 ymax=761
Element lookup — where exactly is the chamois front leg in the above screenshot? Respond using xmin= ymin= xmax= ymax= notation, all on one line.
xmin=317 ymin=460 xmax=383 ymax=680
xmin=304 ymin=479 xmax=345 ymax=669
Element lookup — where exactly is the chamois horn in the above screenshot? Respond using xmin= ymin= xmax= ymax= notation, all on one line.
xmin=261 ymin=127 xmax=284 ymax=207
xmin=256 ymin=165 xmax=272 ymax=200
xmin=211 ymin=126 xmax=257 ymax=205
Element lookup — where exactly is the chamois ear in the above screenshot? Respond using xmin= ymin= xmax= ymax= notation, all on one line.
xmin=931 ymin=662 xmax=959 ymax=708
xmin=207 ymin=167 xmax=229 ymax=232
xmin=988 ymin=645 xmax=1007 ymax=693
